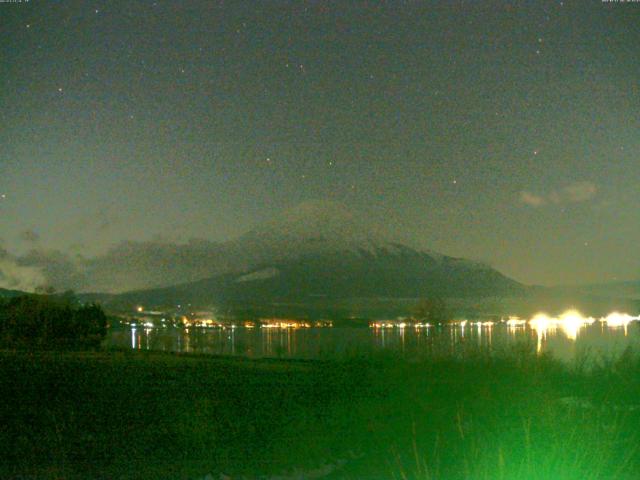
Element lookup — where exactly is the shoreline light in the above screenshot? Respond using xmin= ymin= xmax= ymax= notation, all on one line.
xmin=603 ymin=312 xmax=639 ymax=327
xmin=558 ymin=310 xmax=595 ymax=340
xmin=506 ymin=316 xmax=526 ymax=327
xmin=527 ymin=309 xmax=639 ymax=350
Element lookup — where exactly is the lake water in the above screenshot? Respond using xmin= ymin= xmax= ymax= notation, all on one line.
xmin=105 ymin=321 xmax=640 ymax=363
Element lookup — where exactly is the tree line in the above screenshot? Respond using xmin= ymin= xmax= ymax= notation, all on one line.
xmin=0 ymin=292 xmax=107 ymax=350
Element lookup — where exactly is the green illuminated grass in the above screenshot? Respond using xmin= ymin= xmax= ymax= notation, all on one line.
xmin=0 ymin=347 xmax=638 ymax=479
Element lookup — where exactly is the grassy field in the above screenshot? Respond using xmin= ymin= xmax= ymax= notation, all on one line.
xmin=1 ymin=347 xmax=639 ymax=479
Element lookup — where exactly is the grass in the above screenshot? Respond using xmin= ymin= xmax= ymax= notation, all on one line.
xmin=1 ymin=347 xmax=639 ymax=479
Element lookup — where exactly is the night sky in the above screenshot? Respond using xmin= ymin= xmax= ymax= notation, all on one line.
xmin=1 ymin=0 xmax=639 ymax=289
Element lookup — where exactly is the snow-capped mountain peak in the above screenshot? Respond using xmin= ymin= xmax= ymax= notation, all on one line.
xmin=232 ymin=200 xmax=391 ymax=261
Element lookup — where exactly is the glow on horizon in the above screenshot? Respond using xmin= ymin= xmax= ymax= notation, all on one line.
xmin=603 ymin=312 xmax=640 ymax=336
xmin=526 ymin=309 xmax=639 ymax=351
xmin=506 ymin=316 xmax=526 ymax=327
xmin=529 ymin=313 xmax=555 ymax=352
xmin=557 ymin=309 xmax=595 ymax=340
xmin=603 ymin=312 xmax=640 ymax=327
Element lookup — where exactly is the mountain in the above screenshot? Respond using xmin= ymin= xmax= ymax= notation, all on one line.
xmin=228 ymin=201 xmax=391 ymax=261
xmin=107 ymin=201 xmax=525 ymax=315
xmin=114 ymin=245 xmax=522 ymax=303
xmin=0 ymin=288 xmax=28 ymax=299
xmin=575 ymin=280 xmax=640 ymax=300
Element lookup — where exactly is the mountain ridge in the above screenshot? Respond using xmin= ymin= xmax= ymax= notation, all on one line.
xmin=108 ymin=240 xmax=525 ymax=314
xmin=91 ymin=200 xmax=527 ymax=312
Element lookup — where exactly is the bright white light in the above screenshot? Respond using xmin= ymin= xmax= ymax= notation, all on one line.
xmin=529 ymin=313 xmax=553 ymax=332
xmin=558 ymin=309 xmax=593 ymax=340
xmin=528 ymin=310 xmax=594 ymax=342
xmin=506 ymin=317 xmax=526 ymax=327
xmin=603 ymin=312 xmax=639 ymax=327
xmin=529 ymin=313 xmax=554 ymax=352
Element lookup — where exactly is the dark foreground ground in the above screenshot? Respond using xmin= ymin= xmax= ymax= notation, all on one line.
xmin=1 ymin=347 xmax=639 ymax=480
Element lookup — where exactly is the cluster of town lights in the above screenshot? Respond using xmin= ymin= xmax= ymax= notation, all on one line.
xmin=261 ymin=321 xmax=311 ymax=329
xmin=503 ymin=310 xmax=640 ymax=352
xmin=370 ymin=310 xmax=639 ymax=336
xmin=370 ymin=322 xmax=432 ymax=329
xmin=180 ymin=319 xmax=330 ymax=329
xmin=512 ymin=310 xmax=638 ymax=337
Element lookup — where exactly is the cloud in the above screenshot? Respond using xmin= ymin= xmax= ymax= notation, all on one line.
xmin=74 ymin=205 xmax=124 ymax=234
xmin=18 ymin=249 xmax=85 ymax=291
xmin=562 ymin=181 xmax=598 ymax=202
xmin=0 ymin=249 xmax=46 ymax=292
xmin=19 ymin=229 xmax=40 ymax=243
xmin=0 ymin=239 xmax=236 ymax=294
xmin=520 ymin=191 xmax=546 ymax=207
xmin=0 ymin=201 xmax=378 ymax=293
xmin=520 ymin=181 xmax=598 ymax=208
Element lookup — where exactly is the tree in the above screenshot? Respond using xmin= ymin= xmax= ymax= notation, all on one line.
xmin=34 ymin=285 xmax=57 ymax=295
xmin=411 ymin=297 xmax=449 ymax=324
xmin=0 ymin=294 xmax=107 ymax=350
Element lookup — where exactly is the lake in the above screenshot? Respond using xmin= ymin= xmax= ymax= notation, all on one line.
xmin=105 ymin=319 xmax=640 ymax=363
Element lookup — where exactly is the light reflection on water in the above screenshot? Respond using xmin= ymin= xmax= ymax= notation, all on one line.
xmin=106 ymin=321 xmax=640 ymax=363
